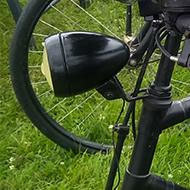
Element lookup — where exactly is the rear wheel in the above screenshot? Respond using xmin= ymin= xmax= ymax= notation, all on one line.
xmin=9 ymin=0 xmax=190 ymax=153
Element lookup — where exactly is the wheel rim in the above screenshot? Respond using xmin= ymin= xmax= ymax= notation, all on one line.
xmin=10 ymin=0 xmax=190 ymax=153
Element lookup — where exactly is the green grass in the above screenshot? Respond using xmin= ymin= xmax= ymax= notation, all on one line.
xmin=0 ymin=0 xmax=190 ymax=189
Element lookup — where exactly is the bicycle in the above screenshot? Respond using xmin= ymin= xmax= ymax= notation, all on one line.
xmin=9 ymin=0 xmax=190 ymax=189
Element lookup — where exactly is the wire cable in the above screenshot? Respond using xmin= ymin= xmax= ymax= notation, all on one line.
xmin=111 ymin=100 xmax=126 ymax=190
xmin=155 ymin=26 xmax=171 ymax=58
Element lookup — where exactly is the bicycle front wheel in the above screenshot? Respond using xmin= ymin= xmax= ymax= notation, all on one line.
xmin=9 ymin=0 xmax=190 ymax=154
xmin=10 ymin=0 xmax=138 ymax=153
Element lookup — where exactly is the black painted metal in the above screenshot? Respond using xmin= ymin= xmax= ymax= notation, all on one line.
xmin=121 ymin=172 xmax=190 ymax=190
xmin=7 ymin=0 xmax=36 ymax=49
xmin=138 ymin=0 xmax=161 ymax=16
xmin=126 ymin=5 xmax=132 ymax=36
xmin=131 ymin=21 xmax=151 ymax=46
xmin=129 ymin=24 xmax=154 ymax=66
xmin=6 ymin=0 xmax=22 ymax=22
xmin=105 ymin=124 xmax=129 ymax=190
xmin=121 ymin=32 xmax=185 ymax=190
xmin=144 ymin=174 xmax=190 ymax=190
xmin=160 ymin=97 xmax=190 ymax=130
xmin=154 ymin=31 xmax=182 ymax=87
xmin=44 ymin=31 xmax=130 ymax=97
xmin=156 ymin=0 xmax=190 ymax=12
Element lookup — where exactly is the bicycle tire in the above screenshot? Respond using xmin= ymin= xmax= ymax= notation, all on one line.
xmin=10 ymin=0 xmax=131 ymax=154
xmin=9 ymin=0 xmax=190 ymax=154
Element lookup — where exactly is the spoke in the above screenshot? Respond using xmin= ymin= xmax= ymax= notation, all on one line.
xmin=33 ymin=33 xmax=48 ymax=37
xmin=84 ymin=100 xmax=106 ymax=139
xmin=39 ymin=19 xmax=62 ymax=32
xmin=32 ymin=81 xmax=47 ymax=85
xmin=92 ymin=0 xmax=124 ymax=36
xmin=46 ymin=98 xmax=67 ymax=113
xmin=29 ymin=66 xmax=41 ymax=68
xmin=70 ymin=0 xmax=120 ymax=39
xmin=58 ymin=91 xmax=98 ymax=123
xmin=148 ymin=70 xmax=190 ymax=87
xmin=71 ymin=98 xmax=105 ymax=133
xmin=29 ymin=51 xmax=43 ymax=53
xmin=50 ymin=5 xmax=86 ymax=30
xmin=171 ymin=78 xmax=190 ymax=86
xmin=133 ymin=15 xmax=144 ymax=39
xmin=172 ymin=85 xmax=190 ymax=95
xmin=38 ymin=89 xmax=52 ymax=98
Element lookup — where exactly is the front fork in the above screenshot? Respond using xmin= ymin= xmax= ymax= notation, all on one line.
xmin=121 ymin=31 xmax=185 ymax=190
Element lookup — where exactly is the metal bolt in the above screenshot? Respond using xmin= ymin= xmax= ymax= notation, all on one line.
xmin=105 ymin=91 xmax=114 ymax=99
xmin=184 ymin=29 xmax=190 ymax=38
xmin=129 ymin=59 xmax=137 ymax=67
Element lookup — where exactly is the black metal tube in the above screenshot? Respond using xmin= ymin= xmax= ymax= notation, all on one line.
xmin=131 ymin=21 xmax=151 ymax=46
xmin=155 ymin=31 xmax=182 ymax=87
xmin=176 ymin=14 xmax=190 ymax=34
xmin=121 ymin=31 xmax=184 ymax=190
xmin=127 ymin=105 xmax=161 ymax=175
xmin=121 ymin=101 xmax=163 ymax=190
xmin=7 ymin=0 xmax=36 ymax=49
xmin=145 ymin=174 xmax=190 ymax=190
xmin=121 ymin=172 xmax=189 ymax=190
xmin=161 ymin=96 xmax=190 ymax=130
xmin=126 ymin=5 xmax=132 ymax=36
xmin=106 ymin=126 xmax=129 ymax=190
xmin=6 ymin=0 xmax=22 ymax=22
xmin=44 ymin=0 xmax=60 ymax=13
xmin=129 ymin=26 xmax=153 ymax=65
